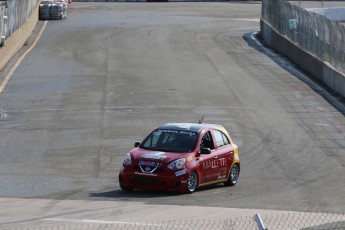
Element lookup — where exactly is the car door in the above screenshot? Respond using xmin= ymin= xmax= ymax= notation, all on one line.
xmin=210 ymin=129 xmax=234 ymax=181
xmin=197 ymin=130 xmax=220 ymax=184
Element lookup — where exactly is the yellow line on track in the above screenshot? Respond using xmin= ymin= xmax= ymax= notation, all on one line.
xmin=0 ymin=21 xmax=48 ymax=94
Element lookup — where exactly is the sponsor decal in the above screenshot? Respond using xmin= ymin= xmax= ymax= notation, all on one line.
xmin=138 ymin=160 xmax=158 ymax=167
xmin=120 ymin=165 xmax=125 ymax=172
xmin=138 ymin=161 xmax=160 ymax=173
xmin=187 ymin=155 xmax=194 ymax=162
xmin=218 ymin=175 xmax=226 ymax=180
xmin=175 ymin=169 xmax=187 ymax=177
xmin=155 ymin=129 xmax=178 ymax=135
xmin=143 ymin=152 xmax=167 ymax=160
xmin=181 ymin=180 xmax=188 ymax=183
xmin=154 ymin=129 xmax=196 ymax=136
xmin=134 ymin=172 xmax=157 ymax=176
xmin=235 ymin=155 xmax=239 ymax=161
xmin=179 ymin=131 xmax=196 ymax=136
xmin=220 ymin=168 xmax=227 ymax=175
xmin=202 ymin=158 xmax=226 ymax=170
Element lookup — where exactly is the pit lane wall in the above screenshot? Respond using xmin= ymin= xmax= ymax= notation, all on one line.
xmin=260 ymin=0 xmax=345 ymax=98
xmin=0 ymin=0 xmax=40 ymax=72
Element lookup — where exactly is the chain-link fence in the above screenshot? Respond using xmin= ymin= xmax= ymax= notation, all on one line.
xmin=1 ymin=212 xmax=345 ymax=230
xmin=0 ymin=0 xmax=39 ymax=46
xmin=261 ymin=0 xmax=345 ymax=73
xmin=262 ymin=212 xmax=345 ymax=230
xmin=0 ymin=1 xmax=7 ymax=47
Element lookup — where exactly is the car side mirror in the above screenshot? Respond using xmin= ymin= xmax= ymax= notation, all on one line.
xmin=134 ymin=141 xmax=141 ymax=148
xmin=199 ymin=147 xmax=211 ymax=155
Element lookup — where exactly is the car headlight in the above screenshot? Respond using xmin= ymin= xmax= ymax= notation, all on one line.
xmin=167 ymin=158 xmax=186 ymax=170
xmin=123 ymin=152 xmax=132 ymax=165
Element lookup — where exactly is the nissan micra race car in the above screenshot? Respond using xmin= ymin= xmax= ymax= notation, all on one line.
xmin=119 ymin=123 xmax=240 ymax=193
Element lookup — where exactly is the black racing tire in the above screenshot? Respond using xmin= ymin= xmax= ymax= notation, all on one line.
xmin=224 ymin=164 xmax=239 ymax=187
xmin=186 ymin=171 xmax=198 ymax=193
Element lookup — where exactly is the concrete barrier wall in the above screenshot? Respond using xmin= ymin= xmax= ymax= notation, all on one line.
xmin=260 ymin=19 xmax=345 ymax=98
xmin=0 ymin=3 xmax=39 ymax=72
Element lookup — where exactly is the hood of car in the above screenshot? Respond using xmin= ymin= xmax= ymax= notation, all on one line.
xmin=131 ymin=148 xmax=190 ymax=163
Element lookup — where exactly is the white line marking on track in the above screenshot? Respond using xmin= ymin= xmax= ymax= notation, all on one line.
xmin=43 ymin=218 xmax=163 ymax=226
xmin=315 ymin=124 xmax=331 ymax=127
xmin=233 ymin=18 xmax=260 ymax=22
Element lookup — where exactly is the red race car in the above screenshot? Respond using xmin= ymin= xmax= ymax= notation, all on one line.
xmin=119 ymin=123 xmax=240 ymax=193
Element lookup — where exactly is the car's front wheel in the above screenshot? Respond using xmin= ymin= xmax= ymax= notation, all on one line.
xmin=224 ymin=164 xmax=239 ymax=187
xmin=186 ymin=171 xmax=198 ymax=193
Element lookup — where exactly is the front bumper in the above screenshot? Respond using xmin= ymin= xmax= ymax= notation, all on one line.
xmin=119 ymin=166 xmax=189 ymax=193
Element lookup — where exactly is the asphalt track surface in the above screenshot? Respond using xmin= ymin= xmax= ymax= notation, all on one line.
xmin=0 ymin=2 xmax=345 ymax=228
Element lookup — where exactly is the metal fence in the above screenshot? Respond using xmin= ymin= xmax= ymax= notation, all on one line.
xmin=261 ymin=212 xmax=345 ymax=230
xmin=261 ymin=0 xmax=345 ymax=73
xmin=0 ymin=0 xmax=39 ymax=47
xmin=0 ymin=1 xmax=7 ymax=46
xmin=1 ymin=212 xmax=345 ymax=230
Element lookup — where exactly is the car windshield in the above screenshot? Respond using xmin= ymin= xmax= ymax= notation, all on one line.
xmin=140 ymin=129 xmax=198 ymax=153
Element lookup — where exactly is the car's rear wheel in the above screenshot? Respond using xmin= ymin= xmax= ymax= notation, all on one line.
xmin=224 ymin=164 xmax=239 ymax=187
xmin=186 ymin=171 xmax=198 ymax=193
